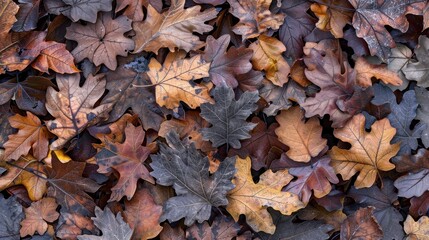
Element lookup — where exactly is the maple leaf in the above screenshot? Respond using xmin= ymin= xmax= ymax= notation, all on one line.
xmin=77 ymin=206 xmax=132 ymax=240
xmin=260 ymin=80 xmax=306 ymax=116
xmin=329 ymin=114 xmax=399 ymax=188
xmin=404 ymin=215 xmax=429 ymax=240
xmin=310 ymin=0 xmax=353 ymax=38
xmin=2 ymin=112 xmax=51 ymax=161
xmin=302 ymin=45 xmax=371 ymax=128
xmin=0 ymin=156 xmax=47 ymax=201
xmin=279 ymin=0 xmax=316 ymax=59
xmin=186 ymin=216 xmax=240 ymax=240
xmin=372 ymin=84 xmax=426 ymax=155
xmin=0 ymin=76 xmax=54 ymax=116
xmin=20 ymin=197 xmax=59 ymax=237
xmin=45 ymin=73 xmax=111 ymax=150
xmin=44 ymin=0 xmax=112 ymax=23
xmin=203 ymin=35 xmax=253 ymax=88
xmin=275 ymin=106 xmax=327 ymax=162
xmin=123 ymin=188 xmax=163 ymax=240
xmin=348 ymin=0 xmax=423 ymax=61
xmin=95 ymin=123 xmax=154 ymax=202
xmin=387 ymin=44 xmax=413 ymax=91
xmin=45 ymin=156 xmax=100 ymax=216
xmin=65 ymin=13 xmax=134 ymax=70
xmin=285 ymin=155 xmax=339 ymax=204
xmin=258 ymin=210 xmax=334 ymax=240
xmin=249 ymin=34 xmax=290 ymax=86
xmin=349 ymin=179 xmax=405 ymax=240
xmin=133 ymin=0 xmax=217 ymax=54
xmin=226 ymin=0 xmax=285 ymax=40
xmin=354 ymin=57 xmax=403 ymax=87
xmin=200 ymin=86 xmax=259 ymax=149
xmin=226 ymin=157 xmax=304 ymax=234
xmin=150 ymin=131 xmax=236 ymax=226
xmin=228 ymin=117 xmax=287 ymax=171
xmin=56 ymin=210 xmax=98 ymax=239
xmin=403 ymin=36 xmax=429 ymax=87
xmin=341 ymin=207 xmax=383 ymax=240
xmin=0 ymin=195 xmax=24 ymax=240
xmin=146 ymin=52 xmax=213 ymax=110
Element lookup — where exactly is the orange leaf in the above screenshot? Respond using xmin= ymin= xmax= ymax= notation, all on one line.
xmin=20 ymin=197 xmax=59 ymax=237
xmin=355 ymin=57 xmax=403 ymax=87
xmin=31 ymin=41 xmax=79 ymax=74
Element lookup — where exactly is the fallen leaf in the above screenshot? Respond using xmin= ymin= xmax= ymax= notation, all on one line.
xmin=410 ymin=191 xmax=429 ymax=218
xmin=44 ymin=0 xmax=112 ymax=23
xmin=31 ymin=41 xmax=79 ymax=74
xmin=56 ymin=211 xmax=98 ymax=239
xmin=310 ymin=0 xmax=353 ymax=38
xmin=329 ymin=114 xmax=399 ymax=188
xmin=115 ymin=0 xmax=145 ymax=22
xmin=227 ymin=0 xmax=285 ymax=40
xmin=355 ymin=57 xmax=403 ymax=87
xmin=12 ymin=0 xmax=41 ymax=32
xmin=260 ymin=80 xmax=306 ymax=116
xmin=159 ymin=223 xmax=185 ymax=240
xmin=77 ymin=206 xmax=133 ymax=240
xmin=387 ymin=44 xmax=413 ymax=90
xmin=45 ymin=73 xmax=111 ymax=150
xmin=65 ymin=13 xmax=134 ymax=70
xmin=95 ymin=123 xmax=154 ymax=202
xmin=186 ymin=216 xmax=240 ymax=240
xmin=0 ymin=0 xmax=19 ymax=73
xmin=2 ymin=112 xmax=51 ymax=161
xmin=226 ymin=157 xmax=304 ymax=234
xmin=203 ymin=35 xmax=253 ymax=88
xmin=146 ymin=52 xmax=212 ymax=110
xmin=415 ymin=86 xmax=429 ymax=148
xmin=404 ymin=215 xmax=429 ymax=240
xmin=249 ymin=34 xmax=290 ymax=86
xmin=150 ymin=131 xmax=236 ymax=226
xmin=133 ymin=0 xmax=217 ymax=54
xmin=275 ymin=106 xmax=327 ymax=162
xmin=0 ymin=195 xmax=24 ymax=239
xmin=20 ymin=197 xmax=59 ymax=237
xmin=403 ymin=36 xmax=429 ymax=87
xmin=200 ymin=86 xmax=259 ymax=149
xmin=340 ymin=207 xmax=383 ymax=240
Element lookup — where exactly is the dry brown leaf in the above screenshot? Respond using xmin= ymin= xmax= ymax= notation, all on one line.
xmin=226 ymin=157 xmax=304 ymax=234
xmin=2 ymin=112 xmax=51 ymax=161
xmin=329 ymin=114 xmax=399 ymax=188
xmin=31 ymin=41 xmax=79 ymax=74
xmin=275 ymin=106 xmax=327 ymax=162
xmin=404 ymin=215 xmax=429 ymax=240
xmin=45 ymin=73 xmax=111 ymax=150
xmin=20 ymin=197 xmax=59 ymax=237
xmin=146 ymin=52 xmax=213 ymax=110
xmin=310 ymin=1 xmax=353 ymax=38
xmin=249 ymin=34 xmax=290 ymax=86
xmin=341 ymin=207 xmax=383 ymax=240
xmin=133 ymin=0 xmax=217 ymax=54
xmin=355 ymin=57 xmax=403 ymax=87
xmin=0 ymin=0 xmax=19 ymax=73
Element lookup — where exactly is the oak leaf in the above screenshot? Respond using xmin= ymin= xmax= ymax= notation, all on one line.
xmin=203 ymin=35 xmax=253 ymax=88
xmin=95 ymin=123 xmax=154 ymax=202
xmin=404 ymin=215 xmax=429 ymax=240
xmin=20 ymin=197 xmax=59 ymax=237
xmin=329 ymin=114 xmax=399 ymax=188
xmin=45 ymin=73 xmax=111 ymax=150
xmin=388 ymin=44 xmax=413 ymax=90
xmin=56 ymin=211 xmax=98 ymax=239
xmin=226 ymin=0 xmax=285 ymax=40
xmin=403 ymin=36 xmax=429 ymax=87
xmin=123 ymin=188 xmax=163 ymax=240
xmin=77 ymin=207 xmax=132 ymax=240
xmin=355 ymin=57 xmax=403 ymax=87
xmin=249 ymin=35 xmax=290 ymax=86
xmin=275 ymin=106 xmax=327 ymax=162
xmin=150 ymin=131 xmax=236 ymax=226
xmin=2 ymin=112 xmax=51 ymax=161
xmin=46 ymin=155 xmax=100 ymax=216
xmin=44 ymin=0 xmax=112 ymax=23
xmin=0 ymin=156 xmax=47 ymax=201
xmin=200 ymin=86 xmax=259 ymax=149
xmin=310 ymin=0 xmax=353 ymax=38
xmin=226 ymin=157 xmax=304 ymax=234
xmin=133 ymin=0 xmax=217 ymax=54
xmin=340 ymin=207 xmax=383 ymax=240
xmin=146 ymin=52 xmax=212 ymax=110
xmin=65 ymin=13 xmax=134 ymax=70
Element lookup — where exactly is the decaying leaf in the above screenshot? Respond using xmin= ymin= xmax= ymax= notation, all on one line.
xmin=275 ymin=106 xmax=327 ymax=162
xmin=340 ymin=207 xmax=383 ymax=240
xmin=200 ymin=86 xmax=259 ymax=149
xmin=45 ymin=73 xmax=111 ymax=150
xmin=133 ymin=0 xmax=217 ymax=54
xmin=20 ymin=197 xmax=59 ymax=237
xmin=329 ymin=114 xmax=399 ymax=188
xmin=150 ymin=131 xmax=236 ymax=226
xmin=226 ymin=157 xmax=304 ymax=234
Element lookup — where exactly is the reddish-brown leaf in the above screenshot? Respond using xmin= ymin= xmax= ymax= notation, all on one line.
xmin=20 ymin=197 xmax=59 ymax=237
xmin=340 ymin=207 xmax=383 ymax=240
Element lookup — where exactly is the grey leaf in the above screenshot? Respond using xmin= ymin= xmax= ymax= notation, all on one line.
xmin=150 ymin=131 xmax=236 ymax=226
xmin=0 ymin=195 xmax=24 ymax=240
xmin=415 ymin=86 xmax=429 ymax=148
xmin=77 ymin=207 xmax=132 ymax=240
xmin=403 ymin=36 xmax=429 ymax=88
xmin=200 ymin=86 xmax=259 ymax=149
